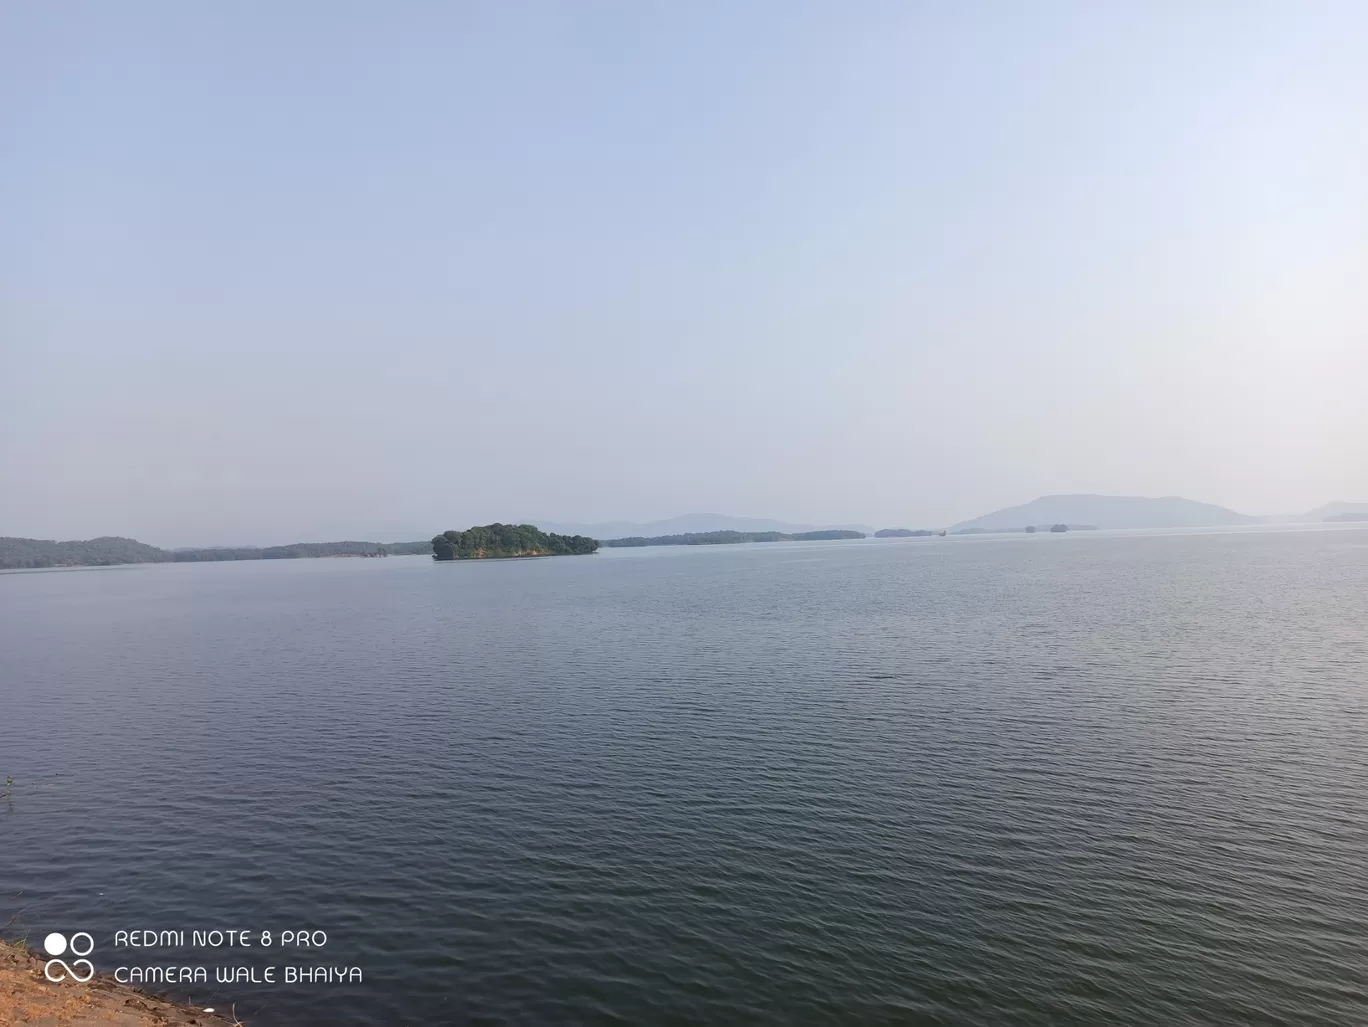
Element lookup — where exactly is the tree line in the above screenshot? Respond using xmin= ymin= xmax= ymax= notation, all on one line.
xmin=0 ymin=536 xmax=434 ymax=569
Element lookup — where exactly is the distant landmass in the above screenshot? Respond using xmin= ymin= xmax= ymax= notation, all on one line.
xmin=1259 ymin=501 xmax=1368 ymax=523
xmin=602 ymin=529 xmax=865 ymax=548
xmin=539 ymin=513 xmax=874 ymax=539
xmin=0 ymin=536 xmax=431 ymax=570
xmin=170 ymin=540 xmax=433 ymax=561
xmin=0 ymin=536 xmax=170 ymax=569
xmin=951 ymin=495 xmax=1258 ymax=532
xmin=1302 ymin=502 xmax=1368 ymax=522
xmin=432 ymin=524 xmax=598 ymax=560
xmin=10 ymin=495 xmax=1363 ymax=570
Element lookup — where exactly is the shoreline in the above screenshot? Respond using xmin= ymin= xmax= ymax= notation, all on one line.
xmin=1 ymin=940 xmax=237 ymax=1026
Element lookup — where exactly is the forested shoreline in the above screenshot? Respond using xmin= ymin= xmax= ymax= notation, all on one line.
xmin=0 ymin=536 xmax=431 ymax=569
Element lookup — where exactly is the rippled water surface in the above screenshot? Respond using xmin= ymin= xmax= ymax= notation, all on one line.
xmin=4 ymin=528 xmax=1367 ymax=1025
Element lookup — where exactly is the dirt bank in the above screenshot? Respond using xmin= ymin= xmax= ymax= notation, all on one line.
xmin=1 ymin=941 xmax=237 ymax=1026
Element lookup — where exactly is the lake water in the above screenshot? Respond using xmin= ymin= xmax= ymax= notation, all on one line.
xmin=3 ymin=527 xmax=1367 ymax=1025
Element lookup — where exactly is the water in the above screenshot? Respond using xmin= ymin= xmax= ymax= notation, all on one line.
xmin=3 ymin=528 xmax=1367 ymax=1025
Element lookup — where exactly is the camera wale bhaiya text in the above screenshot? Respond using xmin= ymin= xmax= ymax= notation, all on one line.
xmin=68 ymin=928 xmax=365 ymax=986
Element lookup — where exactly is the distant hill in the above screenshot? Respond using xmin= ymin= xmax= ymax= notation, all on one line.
xmin=539 ymin=513 xmax=874 ymax=539
xmin=1 ymin=536 xmax=432 ymax=569
xmin=1298 ymin=501 xmax=1368 ymax=522
xmin=1259 ymin=501 xmax=1368 ymax=523
xmin=951 ymin=494 xmax=1257 ymax=532
xmin=601 ymin=529 xmax=865 ymax=548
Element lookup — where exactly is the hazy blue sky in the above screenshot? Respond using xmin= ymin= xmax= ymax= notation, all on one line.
xmin=4 ymin=3 xmax=1366 ymax=546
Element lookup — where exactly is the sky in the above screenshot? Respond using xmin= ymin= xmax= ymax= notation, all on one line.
xmin=3 ymin=3 xmax=1366 ymax=547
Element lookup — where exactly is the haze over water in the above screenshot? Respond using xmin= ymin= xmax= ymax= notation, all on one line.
xmin=3 ymin=526 xmax=1367 ymax=1025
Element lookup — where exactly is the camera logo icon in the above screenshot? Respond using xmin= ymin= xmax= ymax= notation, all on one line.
xmin=43 ymin=931 xmax=95 ymax=983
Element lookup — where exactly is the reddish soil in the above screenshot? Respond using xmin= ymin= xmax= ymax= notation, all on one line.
xmin=1 ymin=942 xmax=237 ymax=1026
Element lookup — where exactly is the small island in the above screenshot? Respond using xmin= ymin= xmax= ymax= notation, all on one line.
xmin=874 ymin=528 xmax=936 ymax=538
xmin=431 ymin=523 xmax=599 ymax=560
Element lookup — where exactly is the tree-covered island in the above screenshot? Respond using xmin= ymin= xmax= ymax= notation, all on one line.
xmin=431 ymin=523 xmax=599 ymax=560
